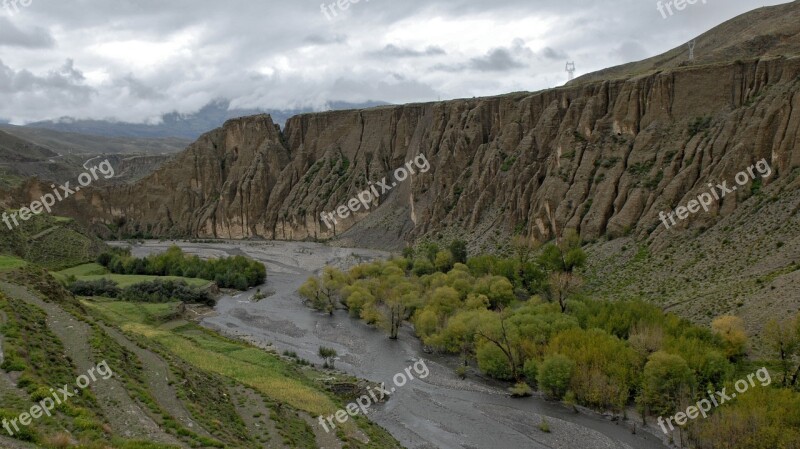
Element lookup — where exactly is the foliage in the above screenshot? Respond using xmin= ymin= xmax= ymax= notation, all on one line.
xmin=69 ymin=278 xmax=121 ymax=297
xmin=318 ymin=347 xmax=338 ymax=368
xmin=537 ymin=354 xmax=575 ymax=400
xmin=637 ymin=351 xmax=695 ymax=416
xmin=120 ymin=279 xmax=214 ymax=305
xmin=711 ymin=315 xmax=748 ymax=360
xmin=98 ymin=246 xmax=265 ymax=290
xmin=509 ymin=382 xmax=533 ymax=397
xmin=296 ymin=243 xmax=800 ymax=448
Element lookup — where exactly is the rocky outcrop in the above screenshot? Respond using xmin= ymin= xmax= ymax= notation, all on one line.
xmin=61 ymin=54 xmax=800 ymax=251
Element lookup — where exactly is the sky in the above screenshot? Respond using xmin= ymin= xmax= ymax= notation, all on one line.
xmin=0 ymin=0 xmax=791 ymax=124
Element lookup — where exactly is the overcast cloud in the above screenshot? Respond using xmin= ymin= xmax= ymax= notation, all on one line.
xmin=0 ymin=0 xmax=790 ymax=124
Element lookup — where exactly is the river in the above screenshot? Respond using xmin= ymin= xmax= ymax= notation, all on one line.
xmin=123 ymin=240 xmax=669 ymax=449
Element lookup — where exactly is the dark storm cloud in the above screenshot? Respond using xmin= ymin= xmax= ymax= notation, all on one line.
xmin=368 ymin=44 xmax=446 ymax=58
xmin=0 ymin=0 xmax=791 ymax=124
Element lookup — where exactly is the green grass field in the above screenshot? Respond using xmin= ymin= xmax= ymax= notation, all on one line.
xmin=52 ymin=263 xmax=212 ymax=288
xmin=83 ymin=300 xmax=338 ymax=416
xmin=0 ymin=254 xmax=27 ymax=270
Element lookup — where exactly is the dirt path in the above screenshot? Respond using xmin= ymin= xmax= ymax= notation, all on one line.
xmin=99 ymin=323 xmax=214 ymax=440
xmin=228 ymin=384 xmax=288 ymax=449
xmin=0 ymin=282 xmax=183 ymax=446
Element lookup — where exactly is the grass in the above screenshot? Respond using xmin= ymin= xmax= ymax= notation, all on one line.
xmin=0 ymin=254 xmax=27 ymax=270
xmin=87 ymin=274 xmax=212 ymax=288
xmin=51 ymin=263 xmax=213 ymax=288
xmin=83 ymin=300 xmax=338 ymax=416
xmin=52 ymin=262 xmax=108 ymax=279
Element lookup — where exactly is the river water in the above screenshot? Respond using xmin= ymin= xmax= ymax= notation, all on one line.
xmin=123 ymin=240 xmax=668 ymax=449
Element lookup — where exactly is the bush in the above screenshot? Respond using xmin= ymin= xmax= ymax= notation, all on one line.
xmin=68 ymin=279 xmax=121 ymax=297
xmin=509 ymin=382 xmax=533 ymax=397
xmin=412 ymin=258 xmax=435 ymax=276
xmin=120 ymin=280 xmax=214 ymax=306
xmin=97 ymin=245 xmax=266 ymax=290
xmin=476 ymin=343 xmax=514 ymax=380
xmin=523 ymin=359 xmax=538 ymax=385
xmin=537 ymin=354 xmax=575 ymax=400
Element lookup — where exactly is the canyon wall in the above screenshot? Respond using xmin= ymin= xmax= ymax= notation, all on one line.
xmin=53 ymin=56 xmax=800 ymax=250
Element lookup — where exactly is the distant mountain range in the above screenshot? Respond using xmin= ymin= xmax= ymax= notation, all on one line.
xmin=23 ymin=99 xmax=391 ymax=140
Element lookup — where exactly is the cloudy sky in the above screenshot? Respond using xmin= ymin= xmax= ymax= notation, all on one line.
xmin=0 ymin=0 xmax=790 ymax=124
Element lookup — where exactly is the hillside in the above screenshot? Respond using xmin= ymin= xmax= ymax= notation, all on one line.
xmin=0 ymin=128 xmax=185 ymax=188
xmin=0 ymin=267 xmax=400 ymax=449
xmin=24 ymin=100 xmax=390 ymax=140
xmin=572 ymin=1 xmax=800 ymax=84
xmin=14 ymin=2 xmax=800 ymax=336
xmin=0 ymin=212 xmax=106 ymax=271
xmin=0 ymin=126 xmax=189 ymax=156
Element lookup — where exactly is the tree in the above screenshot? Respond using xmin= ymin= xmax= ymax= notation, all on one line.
xmin=511 ymin=235 xmax=539 ymax=264
xmin=318 ymin=346 xmax=338 ymax=368
xmin=538 ymin=230 xmax=586 ymax=274
xmin=638 ymin=351 xmax=694 ymax=416
xmin=538 ymin=229 xmax=586 ymax=313
xmin=547 ymin=271 xmax=582 ymax=313
xmin=537 ymin=354 xmax=575 ymax=399
xmin=298 ymin=277 xmax=325 ymax=310
xmin=381 ymin=279 xmax=420 ymax=339
xmin=434 ymin=250 xmax=454 ymax=273
xmin=712 ymin=316 xmax=748 ymax=360
xmin=412 ymin=258 xmax=435 ymax=276
xmin=448 ymin=240 xmax=468 ymax=264
xmin=476 ymin=310 xmax=523 ymax=380
xmin=765 ymin=315 xmax=800 ymax=387
xmin=298 ymin=269 xmax=345 ymax=315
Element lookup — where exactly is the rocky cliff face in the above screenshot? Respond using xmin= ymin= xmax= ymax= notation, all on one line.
xmin=64 ymin=55 xmax=800 ymax=252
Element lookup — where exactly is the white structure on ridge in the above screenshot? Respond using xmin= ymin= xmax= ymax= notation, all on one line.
xmin=565 ymin=62 xmax=576 ymax=81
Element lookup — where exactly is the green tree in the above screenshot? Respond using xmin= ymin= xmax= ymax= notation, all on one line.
xmin=448 ymin=240 xmax=468 ymax=264
xmin=434 ymin=250 xmax=454 ymax=273
xmin=712 ymin=315 xmax=748 ymax=360
xmin=638 ymin=351 xmax=694 ymax=416
xmin=413 ymin=258 xmax=435 ymax=276
xmin=765 ymin=315 xmax=800 ymax=387
xmin=537 ymin=354 xmax=576 ymax=399
xmin=476 ymin=310 xmax=523 ymax=380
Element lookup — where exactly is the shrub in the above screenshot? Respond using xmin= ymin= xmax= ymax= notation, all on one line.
xmin=476 ymin=343 xmax=514 ymax=380
xmin=509 ymin=382 xmax=533 ymax=397
xmin=120 ymin=280 xmax=213 ymax=306
xmin=318 ymin=347 xmax=338 ymax=368
xmin=537 ymin=354 xmax=575 ymax=400
xmin=523 ymin=359 xmax=538 ymax=385
xmin=412 ymin=258 xmax=435 ymax=276
xmin=97 ymin=246 xmax=266 ymax=290
xmin=68 ymin=279 xmax=121 ymax=297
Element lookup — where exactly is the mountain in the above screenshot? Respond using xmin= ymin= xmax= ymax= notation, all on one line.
xmin=29 ymin=2 xmax=800 ymax=333
xmin=24 ymin=99 xmax=391 ymax=140
xmin=0 ymin=127 xmax=187 ymax=188
xmin=571 ymin=1 xmax=800 ymax=85
xmin=0 ymin=125 xmax=190 ymax=156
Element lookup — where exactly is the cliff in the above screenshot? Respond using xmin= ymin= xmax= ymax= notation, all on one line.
xmin=60 ymin=56 xmax=799 ymax=252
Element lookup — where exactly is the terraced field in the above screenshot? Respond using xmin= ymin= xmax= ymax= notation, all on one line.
xmin=0 ymin=264 xmax=400 ymax=449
